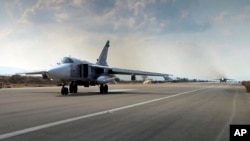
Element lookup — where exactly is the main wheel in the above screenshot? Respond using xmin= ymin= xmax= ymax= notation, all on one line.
xmin=69 ymin=83 xmax=74 ymax=93
xmin=103 ymin=85 xmax=108 ymax=94
xmin=70 ymin=82 xmax=78 ymax=93
xmin=64 ymin=87 xmax=68 ymax=95
xmin=100 ymin=85 xmax=104 ymax=94
xmin=73 ymin=84 xmax=78 ymax=93
xmin=61 ymin=87 xmax=69 ymax=95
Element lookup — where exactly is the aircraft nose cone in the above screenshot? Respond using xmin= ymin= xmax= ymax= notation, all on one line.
xmin=47 ymin=64 xmax=71 ymax=80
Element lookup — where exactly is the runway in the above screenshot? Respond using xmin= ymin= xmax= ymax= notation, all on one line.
xmin=0 ymin=83 xmax=249 ymax=141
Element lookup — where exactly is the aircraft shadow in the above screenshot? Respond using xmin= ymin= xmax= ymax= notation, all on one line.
xmin=57 ymin=91 xmax=167 ymax=97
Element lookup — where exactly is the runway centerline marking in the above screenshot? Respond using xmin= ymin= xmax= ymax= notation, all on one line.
xmin=0 ymin=86 xmax=213 ymax=140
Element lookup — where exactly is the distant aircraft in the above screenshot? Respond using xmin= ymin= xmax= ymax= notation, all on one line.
xmin=163 ymin=75 xmax=187 ymax=83
xmin=215 ymin=77 xmax=233 ymax=83
xmin=22 ymin=40 xmax=170 ymax=95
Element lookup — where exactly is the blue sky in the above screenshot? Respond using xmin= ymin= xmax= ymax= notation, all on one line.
xmin=1 ymin=0 xmax=250 ymax=80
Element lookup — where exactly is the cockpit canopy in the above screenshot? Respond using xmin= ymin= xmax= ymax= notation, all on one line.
xmin=61 ymin=57 xmax=74 ymax=64
xmin=58 ymin=57 xmax=86 ymax=64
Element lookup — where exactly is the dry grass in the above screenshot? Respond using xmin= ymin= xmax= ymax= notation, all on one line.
xmin=241 ymin=81 xmax=250 ymax=93
xmin=0 ymin=75 xmax=56 ymax=88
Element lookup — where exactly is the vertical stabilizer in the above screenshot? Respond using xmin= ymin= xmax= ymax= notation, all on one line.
xmin=96 ymin=40 xmax=110 ymax=66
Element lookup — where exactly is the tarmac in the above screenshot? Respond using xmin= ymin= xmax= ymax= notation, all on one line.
xmin=0 ymin=83 xmax=249 ymax=141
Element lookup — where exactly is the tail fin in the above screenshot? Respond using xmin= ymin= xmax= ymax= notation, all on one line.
xmin=96 ymin=40 xmax=110 ymax=66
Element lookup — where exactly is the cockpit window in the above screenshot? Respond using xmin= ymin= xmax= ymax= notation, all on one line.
xmin=61 ymin=57 xmax=74 ymax=64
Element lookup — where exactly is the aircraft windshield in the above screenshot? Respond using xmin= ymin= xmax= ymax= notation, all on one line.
xmin=61 ymin=57 xmax=74 ymax=64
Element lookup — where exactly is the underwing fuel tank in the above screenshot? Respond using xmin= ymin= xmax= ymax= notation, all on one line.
xmin=97 ymin=75 xmax=116 ymax=84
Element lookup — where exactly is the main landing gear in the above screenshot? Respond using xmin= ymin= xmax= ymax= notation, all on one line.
xmin=61 ymin=81 xmax=78 ymax=95
xmin=60 ymin=82 xmax=108 ymax=95
xmin=69 ymin=81 xmax=78 ymax=93
xmin=100 ymin=84 xmax=108 ymax=94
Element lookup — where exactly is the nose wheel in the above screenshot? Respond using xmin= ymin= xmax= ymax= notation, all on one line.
xmin=100 ymin=84 xmax=108 ymax=94
xmin=61 ymin=82 xmax=78 ymax=95
xmin=61 ymin=84 xmax=68 ymax=95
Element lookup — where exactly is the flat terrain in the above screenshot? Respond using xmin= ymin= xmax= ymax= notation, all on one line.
xmin=0 ymin=83 xmax=249 ymax=141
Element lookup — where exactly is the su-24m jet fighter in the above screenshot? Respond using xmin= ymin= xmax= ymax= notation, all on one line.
xmin=215 ymin=77 xmax=233 ymax=83
xmin=22 ymin=40 xmax=170 ymax=95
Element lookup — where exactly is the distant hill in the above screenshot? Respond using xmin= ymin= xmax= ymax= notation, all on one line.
xmin=0 ymin=66 xmax=28 ymax=75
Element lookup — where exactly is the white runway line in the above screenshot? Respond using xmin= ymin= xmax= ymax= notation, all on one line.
xmin=0 ymin=86 xmax=213 ymax=140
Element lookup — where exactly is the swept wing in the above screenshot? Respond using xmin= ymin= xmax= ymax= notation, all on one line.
xmin=111 ymin=67 xmax=168 ymax=77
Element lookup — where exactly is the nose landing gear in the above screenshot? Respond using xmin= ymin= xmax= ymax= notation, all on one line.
xmin=61 ymin=84 xmax=68 ymax=95
xmin=61 ymin=81 xmax=78 ymax=95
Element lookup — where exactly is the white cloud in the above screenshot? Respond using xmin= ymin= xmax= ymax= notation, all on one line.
xmin=127 ymin=0 xmax=145 ymax=16
xmin=0 ymin=29 xmax=13 ymax=40
xmin=1 ymin=0 xmax=250 ymax=80
xmin=212 ymin=11 xmax=229 ymax=23
xmin=233 ymin=14 xmax=250 ymax=24
xmin=54 ymin=12 xmax=69 ymax=23
xmin=181 ymin=10 xmax=189 ymax=19
xmin=211 ymin=5 xmax=250 ymax=25
xmin=17 ymin=0 xmax=67 ymax=24
xmin=71 ymin=0 xmax=82 ymax=6
xmin=17 ymin=0 xmax=40 ymax=24
xmin=222 ymin=28 xmax=233 ymax=36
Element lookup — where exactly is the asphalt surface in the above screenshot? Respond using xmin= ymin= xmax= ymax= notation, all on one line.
xmin=0 ymin=83 xmax=249 ymax=141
